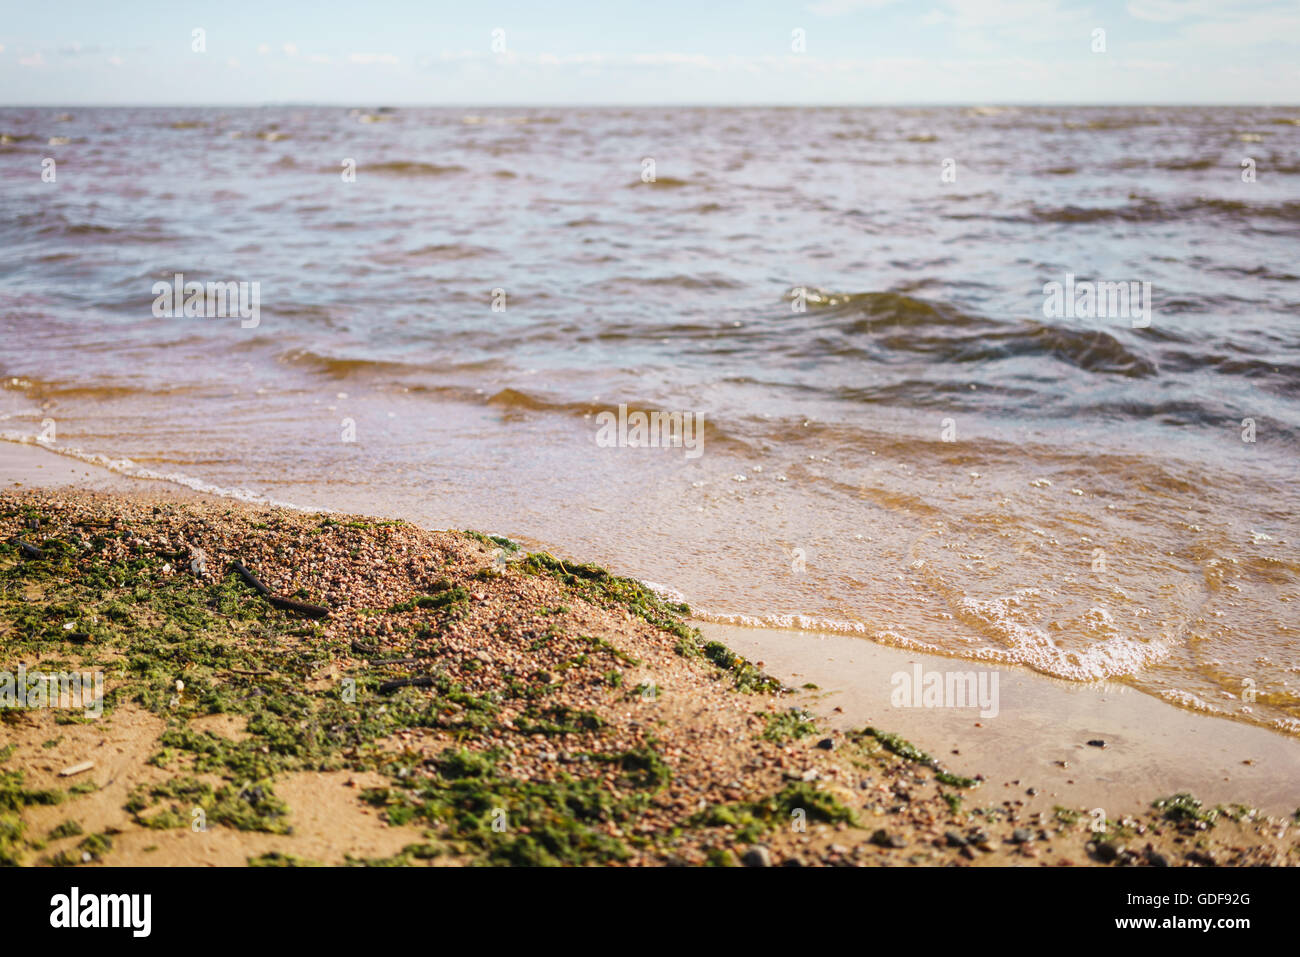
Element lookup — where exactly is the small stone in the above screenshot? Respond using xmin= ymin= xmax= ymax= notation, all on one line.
xmin=944 ymin=830 xmax=968 ymax=847
xmin=1011 ymin=828 xmax=1033 ymax=844
xmin=871 ymin=829 xmax=905 ymax=848
xmin=1145 ymin=846 xmax=1169 ymax=867
xmin=816 ymin=737 xmax=834 ymax=750
xmin=1091 ymin=841 xmax=1120 ymax=863
xmin=741 ymin=846 xmax=772 ymax=868
xmin=1087 ymin=739 xmax=1106 ymax=748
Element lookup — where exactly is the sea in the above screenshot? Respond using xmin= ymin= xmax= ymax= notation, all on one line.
xmin=2 ymin=104 xmax=1298 ymax=736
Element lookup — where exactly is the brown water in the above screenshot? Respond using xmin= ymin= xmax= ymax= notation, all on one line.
xmin=2 ymin=105 xmax=1298 ymax=738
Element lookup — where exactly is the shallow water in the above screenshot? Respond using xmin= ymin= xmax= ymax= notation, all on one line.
xmin=2 ymin=105 xmax=1298 ymax=736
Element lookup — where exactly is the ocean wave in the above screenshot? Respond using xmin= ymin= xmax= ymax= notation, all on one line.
xmin=790 ymin=288 xmax=1158 ymax=378
xmin=1026 ymin=197 xmax=1300 ymax=225
xmin=954 ymin=591 xmax=1177 ymax=681
xmin=276 ymin=349 xmax=503 ymax=382
xmin=628 ymin=176 xmax=691 ymax=189
xmin=364 ymin=160 xmax=467 ymax=177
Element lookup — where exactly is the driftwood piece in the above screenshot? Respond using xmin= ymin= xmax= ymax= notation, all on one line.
xmin=231 ymin=561 xmax=330 ymax=618
xmin=378 ymin=675 xmax=438 ymax=695
xmin=14 ymin=539 xmax=44 ymax=560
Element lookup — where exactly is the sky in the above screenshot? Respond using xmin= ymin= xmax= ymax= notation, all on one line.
xmin=0 ymin=0 xmax=1297 ymax=105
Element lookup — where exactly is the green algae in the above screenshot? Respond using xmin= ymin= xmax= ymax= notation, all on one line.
xmin=1153 ymin=792 xmax=1219 ymax=826
xmin=693 ymin=781 xmax=857 ymax=844
xmin=0 ymin=508 xmax=816 ymax=866
xmin=127 ymin=776 xmax=291 ymax=834
xmin=249 ymin=851 xmax=321 ymax=867
xmin=859 ymin=727 xmax=978 ymax=789
xmin=761 ymin=708 xmax=818 ymax=743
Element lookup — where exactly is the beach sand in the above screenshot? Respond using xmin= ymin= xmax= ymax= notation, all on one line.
xmin=718 ymin=625 xmax=1300 ymax=818
xmin=1 ymin=439 xmax=1297 ymax=866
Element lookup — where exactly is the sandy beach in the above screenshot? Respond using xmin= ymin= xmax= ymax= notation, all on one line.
xmin=2 ymin=439 xmax=1296 ymax=867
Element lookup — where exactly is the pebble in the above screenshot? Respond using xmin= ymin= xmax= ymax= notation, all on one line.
xmin=1091 ymin=841 xmax=1121 ymax=863
xmin=741 ymin=846 xmax=772 ymax=868
xmin=870 ymin=829 xmax=906 ymax=849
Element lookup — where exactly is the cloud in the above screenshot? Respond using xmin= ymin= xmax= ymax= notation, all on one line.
xmin=348 ymin=52 xmax=399 ymax=64
xmin=1179 ymin=8 xmax=1300 ymax=45
xmin=1122 ymin=1 xmax=1300 ymax=48
xmin=19 ymin=52 xmax=44 ymax=67
xmin=282 ymin=42 xmax=298 ymax=56
xmin=921 ymin=0 xmax=1096 ymax=50
xmin=1125 ymin=0 xmax=1215 ymax=22
xmin=808 ymin=0 xmax=901 ymax=14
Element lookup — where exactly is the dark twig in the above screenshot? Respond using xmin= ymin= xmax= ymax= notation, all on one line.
xmin=378 ymin=675 xmax=438 ymax=694
xmin=231 ymin=561 xmax=330 ymax=618
xmin=231 ymin=561 xmax=271 ymax=595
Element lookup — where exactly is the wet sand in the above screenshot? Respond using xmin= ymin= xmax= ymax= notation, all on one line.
xmin=712 ymin=624 xmax=1300 ymax=818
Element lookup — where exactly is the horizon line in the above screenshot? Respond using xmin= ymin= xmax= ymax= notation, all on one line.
xmin=4 ymin=101 xmax=1300 ymax=109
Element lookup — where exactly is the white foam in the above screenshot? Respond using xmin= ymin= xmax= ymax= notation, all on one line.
xmin=0 ymin=434 xmax=323 ymax=514
xmin=955 ymin=591 xmax=1175 ymax=681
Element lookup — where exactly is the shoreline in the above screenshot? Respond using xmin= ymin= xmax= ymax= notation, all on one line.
xmin=716 ymin=625 xmax=1300 ymax=818
xmin=2 ymin=439 xmax=1298 ymax=866
xmin=7 ymin=437 xmax=1299 ymax=815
